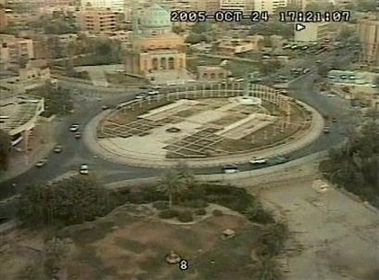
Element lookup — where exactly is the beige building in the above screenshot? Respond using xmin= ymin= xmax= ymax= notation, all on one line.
xmin=216 ymin=35 xmax=264 ymax=55
xmin=0 ymin=5 xmax=8 ymax=31
xmin=288 ymin=0 xmax=307 ymax=10
xmin=190 ymin=0 xmax=220 ymax=13
xmin=197 ymin=66 xmax=228 ymax=81
xmin=124 ymin=4 xmax=186 ymax=76
xmin=294 ymin=22 xmax=330 ymax=43
xmin=254 ymin=0 xmax=288 ymax=14
xmin=220 ymin=0 xmax=245 ymax=11
xmin=357 ymin=19 xmax=379 ymax=66
xmin=77 ymin=9 xmax=116 ymax=34
xmin=0 ymin=35 xmax=34 ymax=66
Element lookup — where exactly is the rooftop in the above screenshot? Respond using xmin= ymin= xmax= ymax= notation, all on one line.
xmin=0 ymin=94 xmax=44 ymax=134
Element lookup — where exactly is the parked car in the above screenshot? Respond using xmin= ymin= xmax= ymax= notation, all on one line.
xmin=35 ymin=159 xmax=48 ymax=167
xmin=53 ymin=145 xmax=63 ymax=153
xmin=249 ymin=157 xmax=267 ymax=164
xmin=70 ymin=124 xmax=80 ymax=132
xmin=323 ymin=127 xmax=330 ymax=134
xmin=79 ymin=164 xmax=89 ymax=175
xmin=101 ymin=105 xmax=110 ymax=110
xmin=222 ymin=164 xmax=239 ymax=174
xmin=75 ymin=132 xmax=82 ymax=139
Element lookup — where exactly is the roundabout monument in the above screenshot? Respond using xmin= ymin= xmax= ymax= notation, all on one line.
xmin=86 ymin=82 xmax=324 ymax=168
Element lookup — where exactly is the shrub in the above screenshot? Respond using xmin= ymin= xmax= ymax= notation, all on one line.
xmin=181 ymin=199 xmax=208 ymax=208
xmin=177 ymin=210 xmax=193 ymax=222
xmin=212 ymin=209 xmax=223 ymax=216
xmin=158 ymin=209 xmax=179 ymax=219
xmin=152 ymin=201 xmax=168 ymax=210
xmin=245 ymin=205 xmax=275 ymax=224
xmin=194 ymin=208 xmax=207 ymax=216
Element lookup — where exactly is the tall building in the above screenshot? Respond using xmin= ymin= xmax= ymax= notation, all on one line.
xmin=220 ymin=0 xmax=245 ymax=11
xmin=357 ymin=19 xmax=379 ymax=66
xmin=124 ymin=3 xmax=186 ymax=77
xmin=254 ymin=0 xmax=288 ymax=14
xmin=0 ymin=35 xmax=35 ymax=67
xmin=190 ymin=0 xmax=220 ymax=14
xmin=81 ymin=0 xmax=125 ymax=13
xmin=294 ymin=21 xmax=330 ymax=43
xmin=288 ymin=0 xmax=307 ymax=10
xmin=77 ymin=9 xmax=116 ymax=34
xmin=0 ymin=4 xmax=8 ymax=31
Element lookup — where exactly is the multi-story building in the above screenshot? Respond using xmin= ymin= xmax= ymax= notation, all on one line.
xmin=0 ymin=4 xmax=8 ymax=31
xmin=190 ymin=0 xmax=220 ymax=14
xmin=254 ymin=0 xmax=288 ymax=14
xmin=220 ymin=0 xmax=245 ymax=11
xmin=0 ymin=35 xmax=35 ymax=67
xmin=81 ymin=0 xmax=125 ymax=13
xmin=288 ymin=0 xmax=307 ymax=10
xmin=77 ymin=9 xmax=116 ymax=34
xmin=357 ymin=19 xmax=379 ymax=66
xmin=294 ymin=21 xmax=330 ymax=43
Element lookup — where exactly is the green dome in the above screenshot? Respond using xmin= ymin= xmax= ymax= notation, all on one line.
xmin=140 ymin=4 xmax=171 ymax=29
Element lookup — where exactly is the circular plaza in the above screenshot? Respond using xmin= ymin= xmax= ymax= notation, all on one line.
xmin=90 ymin=83 xmax=324 ymax=168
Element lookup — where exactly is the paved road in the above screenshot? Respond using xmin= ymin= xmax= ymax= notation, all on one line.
xmin=0 ymin=48 xmax=359 ymax=204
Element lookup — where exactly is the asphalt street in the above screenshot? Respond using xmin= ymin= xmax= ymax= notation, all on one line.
xmin=0 ymin=48 xmax=358 ymax=202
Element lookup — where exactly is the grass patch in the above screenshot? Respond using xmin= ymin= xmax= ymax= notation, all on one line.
xmin=172 ymin=228 xmax=202 ymax=249
xmin=115 ymin=238 xmax=147 ymax=254
xmin=188 ymin=226 xmax=258 ymax=280
xmin=67 ymin=220 xmax=114 ymax=245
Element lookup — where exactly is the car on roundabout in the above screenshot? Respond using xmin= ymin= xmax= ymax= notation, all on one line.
xmin=270 ymin=156 xmax=290 ymax=165
xmin=249 ymin=157 xmax=267 ymax=164
xmin=222 ymin=164 xmax=239 ymax=174
xmin=79 ymin=164 xmax=89 ymax=175
xmin=53 ymin=145 xmax=63 ymax=153
xmin=35 ymin=158 xmax=48 ymax=168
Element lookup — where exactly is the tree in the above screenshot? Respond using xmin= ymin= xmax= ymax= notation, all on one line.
xmin=175 ymin=161 xmax=196 ymax=188
xmin=157 ymin=170 xmax=186 ymax=208
xmin=0 ymin=130 xmax=11 ymax=171
xmin=255 ymin=256 xmax=282 ymax=280
xmin=18 ymin=176 xmax=113 ymax=228
xmin=192 ymin=22 xmax=212 ymax=34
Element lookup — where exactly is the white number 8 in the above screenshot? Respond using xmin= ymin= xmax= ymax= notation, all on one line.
xmin=179 ymin=259 xmax=188 ymax=270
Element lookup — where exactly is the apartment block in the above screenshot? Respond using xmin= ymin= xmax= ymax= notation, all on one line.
xmin=357 ymin=19 xmax=379 ymax=66
xmin=0 ymin=35 xmax=35 ymax=66
xmin=254 ymin=0 xmax=288 ymax=14
xmin=77 ymin=9 xmax=116 ymax=34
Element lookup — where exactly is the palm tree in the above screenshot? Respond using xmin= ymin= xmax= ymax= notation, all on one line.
xmin=255 ymin=256 xmax=282 ymax=280
xmin=158 ymin=170 xmax=185 ymax=208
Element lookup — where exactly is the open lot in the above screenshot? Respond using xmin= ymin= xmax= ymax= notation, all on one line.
xmin=0 ymin=205 xmax=263 ymax=280
xmin=253 ymin=177 xmax=379 ymax=280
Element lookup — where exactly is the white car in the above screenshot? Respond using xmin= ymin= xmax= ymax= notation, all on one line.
xmin=249 ymin=157 xmax=267 ymax=164
xmin=222 ymin=164 xmax=239 ymax=174
xmin=79 ymin=164 xmax=89 ymax=175
xmin=70 ymin=124 xmax=80 ymax=132
xmin=147 ymin=90 xmax=159 ymax=95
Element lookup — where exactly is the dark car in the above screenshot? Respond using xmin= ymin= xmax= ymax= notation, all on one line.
xmin=270 ymin=156 xmax=290 ymax=165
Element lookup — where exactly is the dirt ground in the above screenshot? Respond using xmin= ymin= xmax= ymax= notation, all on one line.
xmin=0 ymin=205 xmax=262 ymax=280
xmin=242 ymin=168 xmax=379 ymax=280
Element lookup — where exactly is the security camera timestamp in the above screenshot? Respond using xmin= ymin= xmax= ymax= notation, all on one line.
xmin=279 ymin=10 xmax=351 ymax=23
xmin=170 ymin=10 xmax=270 ymax=23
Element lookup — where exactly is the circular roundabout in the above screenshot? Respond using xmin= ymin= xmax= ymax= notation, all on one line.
xmin=90 ymin=83 xmax=324 ymax=168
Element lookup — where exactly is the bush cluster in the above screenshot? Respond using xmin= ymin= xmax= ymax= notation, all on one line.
xmin=158 ymin=209 xmax=179 ymax=219
xmin=181 ymin=199 xmax=208 ymax=208
xmin=177 ymin=210 xmax=193 ymax=222
xmin=152 ymin=201 xmax=169 ymax=210
xmin=212 ymin=209 xmax=223 ymax=216
xmin=194 ymin=208 xmax=207 ymax=216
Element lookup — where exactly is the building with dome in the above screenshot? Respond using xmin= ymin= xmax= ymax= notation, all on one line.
xmin=124 ymin=3 xmax=190 ymax=83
